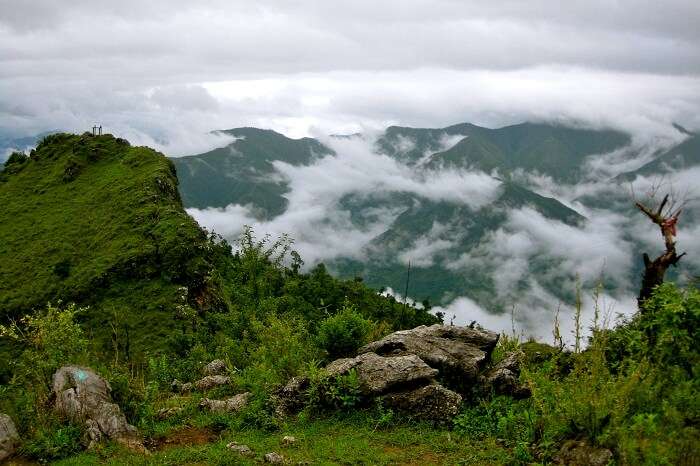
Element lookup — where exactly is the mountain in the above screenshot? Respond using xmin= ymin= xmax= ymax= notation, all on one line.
xmin=330 ymin=181 xmax=585 ymax=307
xmin=618 ymin=134 xmax=700 ymax=180
xmin=172 ymin=121 xmax=638 ymax=307
xmin=381 ymin=122 xmax=630 ymax=181
xmin=0 ymin=132 xmax=437 ymax=382
xmin=172 ymin=127 xmax=333 ymax=217
xmin=0 ymin=132 xmax=229 ymax=375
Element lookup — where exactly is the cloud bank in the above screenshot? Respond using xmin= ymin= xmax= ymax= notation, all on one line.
xmin=1 ymin=1 xmax=698 ymax=148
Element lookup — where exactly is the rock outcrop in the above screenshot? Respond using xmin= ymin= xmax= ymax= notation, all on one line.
xmin=481 ymin=350 xmax=531 ymax=398
xmin=199 ymin=392 xmax=252 ymax=414
xmin=264 ymin=452 xmax=284 ymax=463
xmin=359 ymin=324 xmax=498 ymax=383
xmin=277 ymin=324 xmax=535 ymax=422
xmin=554 ymin=440 xmax=614 ymax=466
xmin=0 ymin=414 xmax=19 ymax=462
xmin=227 ymin=441 xmax=254 ymax=457
xmin=203 ymin=359 xmax=227 ymax=376
xmin=382 ymin=384 xmax=462 ymax=421
xmin=52 ymin=366 xmax=143 ymax=450
xmin=325 ymin=352 xmax=438 ymax=395
xmin=194 ymin=375 xmax=231 ymax=391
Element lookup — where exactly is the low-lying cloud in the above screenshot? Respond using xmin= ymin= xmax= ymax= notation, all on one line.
xmin=189 ymin=135 xmax=501 ymax=264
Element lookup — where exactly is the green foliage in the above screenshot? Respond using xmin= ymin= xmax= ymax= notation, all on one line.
xmin=316 ymin=302 xmax=374 ymax=359
xmin=20 ymin=425 xmax=83 ymax=462
xmin=524 ymin=283 xmax=700 ymax=464
xmin=0 ymin=302 xmax=89 ymax=389
xmin=453 ymin=396 xmax=536 ymax=447
xmin=0 ymin=133 xmax=231 ymax=373
xmin=0 ymin=303 xmax=90 ymax=462
xmin=305 ymin=365 xmax=363 ymax=412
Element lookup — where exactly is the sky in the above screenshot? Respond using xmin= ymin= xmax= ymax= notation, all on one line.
xmin=1 ymin=1 xmax=700 ymax=154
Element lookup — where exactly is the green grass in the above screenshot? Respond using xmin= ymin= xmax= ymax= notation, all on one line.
xmin=54 ymin=414 xmax=514 ymax=466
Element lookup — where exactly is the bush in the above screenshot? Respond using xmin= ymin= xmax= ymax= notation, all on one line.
xmin=523 ymin=283 xmax=700 ymax=464
xmin=316 ymin=302 xmax=374 ymax=359
xmin=0 ymin=303 xmax=90 ymax=461
xmin=305 ymin=363 xmax=363 ymax=412
xmin=0 ymin=302 xmax=89 ymax=391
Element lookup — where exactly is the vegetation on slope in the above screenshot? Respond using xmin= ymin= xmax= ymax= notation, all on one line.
xmin=0 ymin=133 xmax=435 ymax=382
xmin=0 ymin=132 xmax=231 ymax=376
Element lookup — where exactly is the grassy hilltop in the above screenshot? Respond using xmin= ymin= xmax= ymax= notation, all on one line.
xmin=0 ymin=133 xmax=229 ymax=369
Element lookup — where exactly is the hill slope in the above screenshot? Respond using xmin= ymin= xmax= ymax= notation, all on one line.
xmin=172 ymin=128 xmax=333 ymax=217
xmin=0 ymin=133 xmax=227 ymax=371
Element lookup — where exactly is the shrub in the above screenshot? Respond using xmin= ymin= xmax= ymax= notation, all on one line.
xmin=0 ymin=302 xmax=89 ymax=390
xmin=305 ymin=363 xmax=363 ymax=412
xmin=316 ymin=302 xmax=373 ymax=359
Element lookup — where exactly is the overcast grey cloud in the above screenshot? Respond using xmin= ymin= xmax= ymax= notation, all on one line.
xmin=1 ymin=1 xmax=699 ymax=148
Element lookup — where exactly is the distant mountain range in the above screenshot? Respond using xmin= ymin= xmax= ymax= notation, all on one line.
xmin=172 ymin=122 xmax=699 ymax=311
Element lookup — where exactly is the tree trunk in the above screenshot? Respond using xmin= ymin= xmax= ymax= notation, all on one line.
xmin=636 ymin=195 xmax=686 ymax=307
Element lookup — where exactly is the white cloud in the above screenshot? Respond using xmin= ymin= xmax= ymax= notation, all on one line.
xmin=398 ymin=222 xmax=456 ymax=267
xmin=189 ymin=134 xmax=502 ymax=264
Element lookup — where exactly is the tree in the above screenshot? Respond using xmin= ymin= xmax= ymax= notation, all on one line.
xmin=635 ymin=192 xmax=687 ymax=306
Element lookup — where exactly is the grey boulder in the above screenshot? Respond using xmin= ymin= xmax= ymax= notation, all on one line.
xmin=359 ymin=324 xmax=499 ymax=382
xmin=482 ymin=350 xmax=531 ymax=398
xmin=203 ymin=359 xmax=227 ymax=376
xmin=382 ymin=384 xmax=462 ymax=422
xmin=199 ymin=392 xmax=252 ymax=414
xmin=554 ymin=440 xmax=614 ymax=466
xmin=325 ymin=352 xmax=438 ymax=395
xmin=264 ymin=452 xmax=284 ymax=463
xmin=53 ymin=366 xmax=143 ymax=450
xmin=194 ymin=375 xmax=231 ymax=391
xmin=0 ymin=414 xmax=19 ymax=462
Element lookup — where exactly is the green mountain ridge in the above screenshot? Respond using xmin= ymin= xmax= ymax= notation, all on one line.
xmin=0 ymin=133 xmax=228 ymax=374
xmin=173 ymin=127 xmax=333 ymax=217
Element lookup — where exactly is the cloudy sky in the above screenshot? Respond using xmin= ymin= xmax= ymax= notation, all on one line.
xmin=2 ymin=0 xmax=700 ymax=154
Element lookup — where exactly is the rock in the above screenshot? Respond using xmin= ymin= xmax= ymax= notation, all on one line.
xmin=273 ymin=376 xmax=310 ymax=417
xmin=199 ymin=392 xmax=252 ymax=414
xmin=264 ymin=452 xmax=284 ymax=463
xmin=0 ymin=414 xmax=19 ymax=462
xmin=554 ymin=440 xmax=613 ymax=466
xmin=171 ymin=379 xmax=193 ymax=393
xmin=156 ymin=407 xmax=184 ymax=420
xmin=282 ymin=435 xmax=297 ymax=446
xmin=203 ymin=359 xmax=227 ymax=376
xmin=180 ymin=382 xmax=194 ymax=393
xmin=482 ymin=350 xmax=531 ymax=398
xmin=171 ymin=379 xmax=183 ymax=392
xmin=382 ymin=384 xmax=462 ymax=422
xmin=194 ymin=375 xmax=231 ymax=391
xmin=53 ymin=366 xmax=144 ymax=451
xmin=83 ymin=419 xmax=103 ymax=449
xmin=359 ymin=324 xmax=499 ymax=383
xmin=227 ymin=441 xmax=254 ymax=456
xmin=325 ymin=352 xmax=438 ymax=395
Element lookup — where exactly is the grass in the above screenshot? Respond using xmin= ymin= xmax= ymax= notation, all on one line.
xmin=53 ymin=414 xmax=514 ymax=466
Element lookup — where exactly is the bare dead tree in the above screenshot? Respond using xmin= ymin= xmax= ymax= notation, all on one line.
xmin=635 ymin=186 xmax=687 ymax=306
